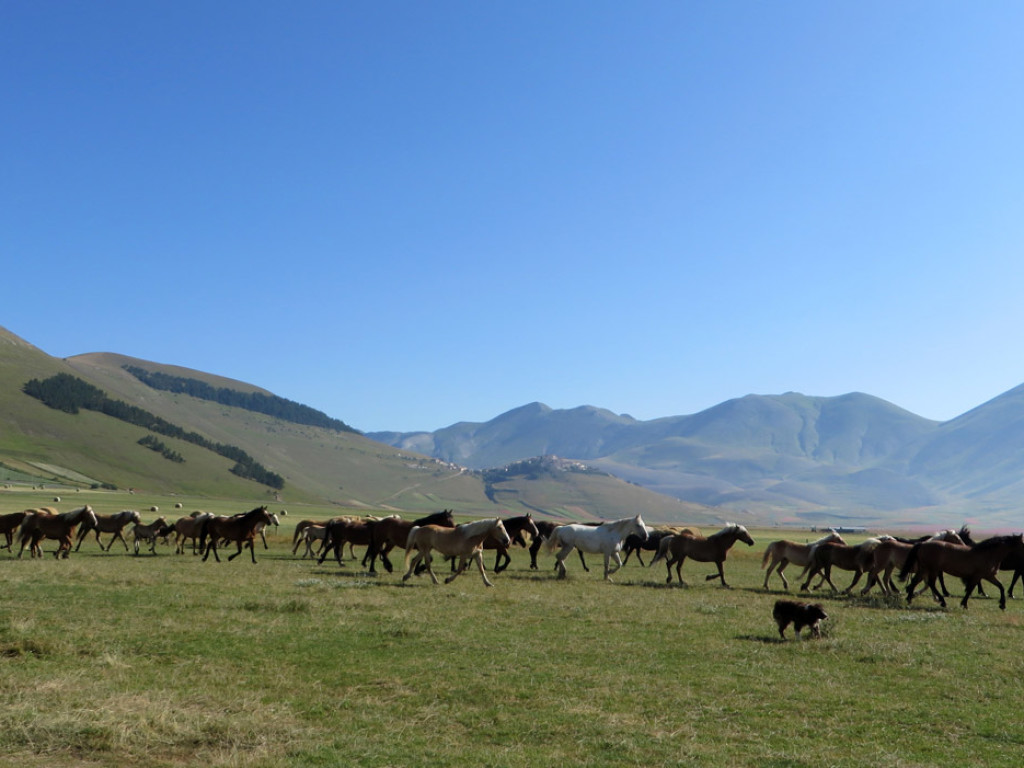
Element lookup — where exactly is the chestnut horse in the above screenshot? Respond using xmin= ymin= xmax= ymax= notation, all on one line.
xmin=403 ymin=518 xmax=511 ymax=587
xmin=860 ymin=529 xmax=966 ymax=596
xmin=760 ymin=530 xmax=846 ymax=590
xmin=74 ymin=509 xmax=142 ymax=552
xmin=200 ymin=506 xmax=275 ymax=563
xmin=367 ymin=510 xmax=455 ymax=573
xmin=17 ymin=505 xmax=98 ymax=559
xmin=650 ymin=523 xmax=755 ymax=587
xmin=901 ymin=533 xmax=1024 ymax=610
xmin=317 ymin=515 xmax=396 ymax=567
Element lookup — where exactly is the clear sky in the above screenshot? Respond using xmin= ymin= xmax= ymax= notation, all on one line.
xmin=3 ymin=2 xmax=1023 ymax=433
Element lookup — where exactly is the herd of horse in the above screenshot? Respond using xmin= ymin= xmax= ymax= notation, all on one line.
xmin=3 ymin=502 xmax=1024 ymax=608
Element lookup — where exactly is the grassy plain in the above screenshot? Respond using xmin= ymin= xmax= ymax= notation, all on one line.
xmin=1 ymin=492 xmax=1023 ymax=767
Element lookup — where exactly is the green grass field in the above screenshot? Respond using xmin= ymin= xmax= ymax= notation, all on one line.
xmin=2 ymin=491 xmax=1023 ymax=767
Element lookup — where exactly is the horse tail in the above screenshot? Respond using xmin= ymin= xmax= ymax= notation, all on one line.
xmin=403 ymin=526 xmax=422 ymax=571
xmin=292 ymin=521 xmax=307 ymax=546
xmin=649 ymin=534 xmax=673 ymax=566
xmin=761 ymin=544 xmax=775 ymax=569
xmin=198 ymin=514 xmax=213 ymax=552
xmin=544 ymin=526 xmax=564 ymax=554
xmin=898 ymin=543 xmax=922 ymax=582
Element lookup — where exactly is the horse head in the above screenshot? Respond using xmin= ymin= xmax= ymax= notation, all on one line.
xmin=730 ymin=523 xmax=755 ymax=547
xmin=632 ymin=514 xmax=648 ymax=541
xmin=489 ymin=518 xmax=512 ymax=549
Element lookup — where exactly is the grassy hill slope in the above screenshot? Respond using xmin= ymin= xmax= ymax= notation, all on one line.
xmin=0 ymin=327 xmax=709 ymax=523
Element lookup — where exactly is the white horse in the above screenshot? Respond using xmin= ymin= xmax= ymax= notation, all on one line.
xmin=546 ymin=515 xmax=648 ymax=580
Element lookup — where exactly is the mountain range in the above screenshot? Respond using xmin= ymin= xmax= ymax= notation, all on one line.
xmin=4 ymin=323 xmax=1024 ymax=529
xmin=371 ymin=388 xmax=1024 ymax=530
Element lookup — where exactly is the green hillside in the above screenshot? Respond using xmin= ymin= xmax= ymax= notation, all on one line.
xmin=0 ymin=327 xmax=710 ymax=523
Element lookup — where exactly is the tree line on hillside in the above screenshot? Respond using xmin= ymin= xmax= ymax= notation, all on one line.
xmin=22 ymin=373 xmax=285 ymax=489
xmin=123 ymin=366 xmax=358 ymax=434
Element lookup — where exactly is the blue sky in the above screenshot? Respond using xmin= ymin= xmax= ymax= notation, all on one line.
xmin=3 ymin=2 xmax=1023 ymax=433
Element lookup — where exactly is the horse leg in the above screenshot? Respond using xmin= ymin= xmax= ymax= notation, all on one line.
xmin=763 ymin=557 xmax=778 ymax=590
xmin=980 ymin=576 xmax=1006 ymax=610
xmin=1009 ymin=570 xmax=1023 ymax=599
xmin=475 ymin=550 xmax=494 ymax=587
xmin=606 ymin=551 xmax=623 ymax=578
xmin=578 ymin=549 xmax=589 ymax=572
xmin=529 ymin=539 xmax=541 ymax=570
xmin=249 ymin=539 xmax=258 ymax=563
xmin=707 ymin=560 xmax=728 ymax=587
xmin=843 ymin=570 xmax=864 ymax=594
xmin=776 ymin=560 xmax=790 ymax=591
xmin=926 ymin=576 xmax=947 ymax=608
xmin=422 ymin=551 xmax=440 ymax=584
xmin=555 ymin=544 xmax=573 ymax=579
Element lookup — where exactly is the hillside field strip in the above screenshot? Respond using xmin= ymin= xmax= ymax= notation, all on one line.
xmin=1 ymin=492 xmax=1023 ymax=767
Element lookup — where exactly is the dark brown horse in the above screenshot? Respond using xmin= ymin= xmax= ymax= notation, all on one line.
xmin=17 ymin=505 xmax=98 ymax=559
xmin=901 ymin=533 xmax=1024 ymax=610
xmin=366 ymin=510 xmax=454 ymax=573
xmin=0 ymin=510 xmax=30 ymax=550
xmin=622 ymin=527 xmax=697 ymax=567
xmin=200 ymin=506 xmax=275 ymax=563
xmin=649 ymin=524 xmax=755 ymax=588
xmin=74 ymin=509 xmax=142 ymax=552
xmin=317 ymin=515 xmax=394 ymax=567
xmin=489 ymin=514 xmax=540 ymax=573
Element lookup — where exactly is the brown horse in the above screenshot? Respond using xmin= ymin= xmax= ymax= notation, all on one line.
xmin=317 ymin=515 xmax=393 ymax=566
xmin=200 ymin=506 xmax=275 ymax=563
xmin=860 ymin=529 xmax=966 ymax=596
xmin=74 ymin=509 xmax=142 ymax=552
xmin=17 ymin=505 xmax=98 ymax=559
xmin=760 ymin=530 xmax=846 ymax=590
xmin=650 ymin=523 xmax=755 ymax=587
xmin=173 ymin=512 xmax=212 ymax=554
xmin=622 ymin=527 xmax=698 ymax=567
xmin=798 ymin=536 xmax=895 ymax=593
xmin=901 ymin=533 xmax=1024 ymax=610
xmin=0 ymin=510 xmax=30 ymax=550
xmin=402 ymin=518 xmax=511 ymax=587
xmin=367 ymin=510 xmax=454 ymax=573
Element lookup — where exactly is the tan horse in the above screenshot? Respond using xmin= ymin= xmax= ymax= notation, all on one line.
xmin=17 ymin=506 xmax=98 ymax=559
xmin=173 ymin=512 xmax=213 ymax=554
xmin=368 ymin=510 xmax=453 ymax=573
xmin=650 ymin=523 xmax=755 ymax=587
xmin=760 ymin=530 xmax=846 ymax=590
xmin=403 ymin=518 xmax=511 ymax=587
xmin=901 ymin=533 xmax=1024 ymax=610
xmin=798 ymin=537 xmax=894 ymax=593
xmin=200 ymin=506 xmax=275 ymax=563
